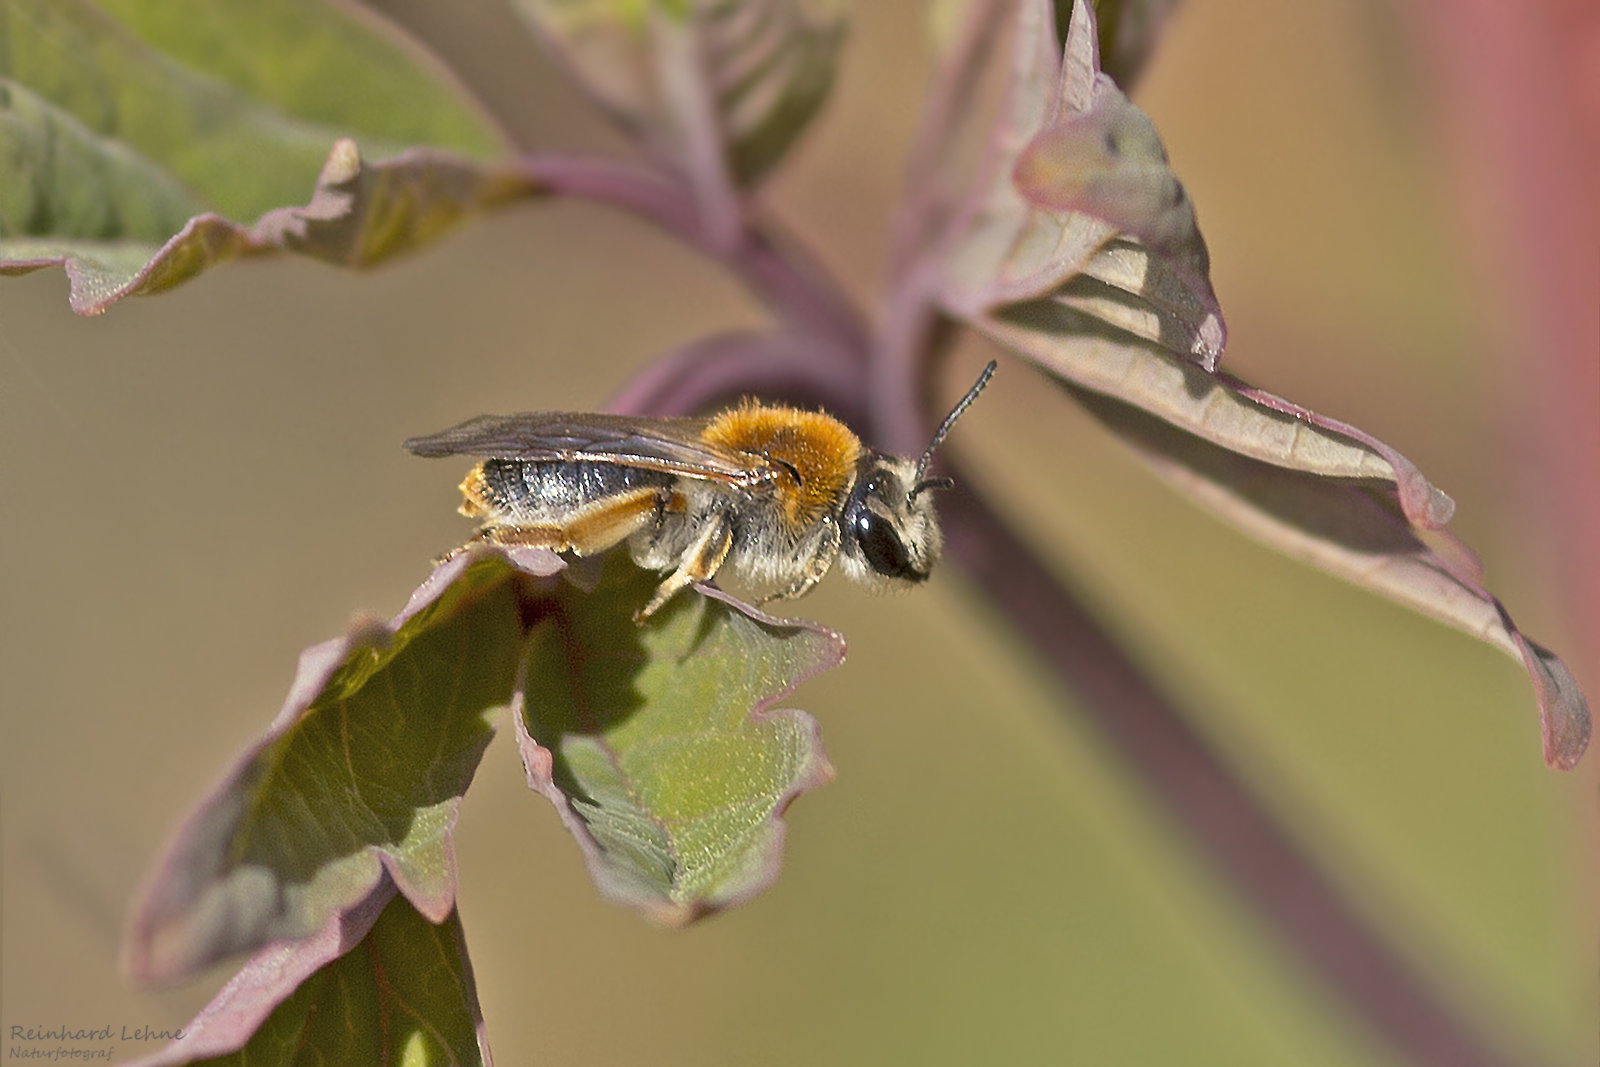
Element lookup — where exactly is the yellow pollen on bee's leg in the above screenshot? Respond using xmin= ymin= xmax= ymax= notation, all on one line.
xmin=457 ymin=466 xmax=492 ymax=519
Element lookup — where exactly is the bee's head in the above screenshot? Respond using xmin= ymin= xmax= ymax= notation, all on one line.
xmin=837 ymin=456 xmax=944 ymax=588
xmin=836 ymin=360 xmax=995 ymax=589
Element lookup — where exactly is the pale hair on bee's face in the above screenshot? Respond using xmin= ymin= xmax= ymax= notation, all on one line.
xmin=835 ymin=455 xmax=944 ymax=590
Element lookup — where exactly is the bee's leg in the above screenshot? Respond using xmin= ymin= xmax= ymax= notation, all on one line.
xmin=431 ymin=525 xmax=559 ymax=565
xmin=768 ymin=566 xmax=825 ymax=603
xmin=563 ymin=488 xmax=684 ymax=556
xmin=635 ymin=512 xmax=733 ymax=622
xmin=478 ymin=526 xmax=567 ymax=549
xmin=764 ymin=517 xmax=840 ymax=603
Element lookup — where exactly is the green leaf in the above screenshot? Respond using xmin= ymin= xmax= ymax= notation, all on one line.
xmin=512 ymin=0 xmax=846 ymax=200
xmin=123 ymin=550 xmax=545 ymax=986
xmin=0 ymin=0 xmax=518 ymax=312
xmin=0 ymin=80 xmax=207 ymax=242
xmin=89 ymin=0 xmax=502 ymax=159
xmin=126 ymin=884 xmax=489 ymax=1067
xmin=1 ymin=0 xmax=500 ymax=221
xmin=516 ymin=558 xmax=842 ymax=923
xmin=0 ymin=140 xmax=545 ymax=314
xmin=123 ymin=541 xmax=840 ymax=988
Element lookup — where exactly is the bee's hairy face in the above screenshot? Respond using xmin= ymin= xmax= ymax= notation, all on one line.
xmin=837 ymin=456 xmax=942 ymax=588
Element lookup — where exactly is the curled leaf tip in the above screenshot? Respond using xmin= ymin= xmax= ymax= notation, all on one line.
xmin=1195 ymin=314 xmax=1226 ymax=367
xmin=1012 ymin=90 xmax=1224 ymax=368
xmin=1521 ymin=636 xmax=1591 ymax=770
xmin=343 ymin=611 xmax=394 ymax=653
xmin=321 ymin=137 xmax=363 ymax=184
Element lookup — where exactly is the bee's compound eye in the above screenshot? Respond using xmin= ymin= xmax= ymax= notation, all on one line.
xmin=853 ymin=510 xmax=919 ymax=581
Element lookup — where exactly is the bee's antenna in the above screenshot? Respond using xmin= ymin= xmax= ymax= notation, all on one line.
xmin=912 ymin=360 xmax=996 ymax=490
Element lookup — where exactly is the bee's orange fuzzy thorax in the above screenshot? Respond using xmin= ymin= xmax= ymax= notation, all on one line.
xmin=702 ymin=402 xmax=863 ymax=524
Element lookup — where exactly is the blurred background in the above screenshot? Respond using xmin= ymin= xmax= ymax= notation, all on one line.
xmin=1 ymin=0 xmax=1594 ymax=1063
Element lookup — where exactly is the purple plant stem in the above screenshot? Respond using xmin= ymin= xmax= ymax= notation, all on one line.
xmin=517 ymin=154 xmax=871 ymax=357
xmin=885 ymin=0 xmax=1006 ymax=284
xmin=872 ymin=0 xmax=1009 ymax=456
xmin=937 ymin=469 xmax=1532 ymax=1067
xmin=870 ymin=266 xmax=947 ymax=457
xmin=606 ymin=330 xmax=866 ymax=417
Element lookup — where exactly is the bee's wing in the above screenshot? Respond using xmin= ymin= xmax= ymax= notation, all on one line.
xmin=404 ymin=412 xmax=772 ymax=485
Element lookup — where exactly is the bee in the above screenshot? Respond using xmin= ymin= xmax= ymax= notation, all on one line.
xmin=405 ymin=362 xmax=995 ymax=620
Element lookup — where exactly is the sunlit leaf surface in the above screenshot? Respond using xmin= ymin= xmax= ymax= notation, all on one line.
xmin=125 ymin=539 xmax=845 ymax=991
xmin=89 ymin=0 xmax=502 ymax=158
xmin=123 ymin=550 xmax=551 ymax=985
xmin=1 ymin=0 xmax=497 ymax=217
xmin=516 ymin=560 xmax=842 ymax=924
xmin=125 ymin=883 xmax=489 ymax=1067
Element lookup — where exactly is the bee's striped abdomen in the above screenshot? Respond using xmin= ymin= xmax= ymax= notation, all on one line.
xmin=470 ymin=459 xmax=677 ymax=524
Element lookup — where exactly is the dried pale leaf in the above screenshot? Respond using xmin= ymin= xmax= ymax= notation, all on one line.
xmin=122 ymin=548 xmax=558 ymax=986
xmin=1069 ymin=0 xmax=1181 ymax=91
xmin=1012 ymin=78 xmax=1223 ymax=362
xmin=125 ymin=883 xmax=489 ymax=1067
xmin=1025 ymin=337 xmax=1588 ymax=768
xmin=515 ymin=560 xmax=841 ymax=924
xmin=938 ymin=0 xmax=1224 ymax=367
xmin=979 ymin=303 xmax=1456 ymax=525
xmin=934 ymin=0 xmax=1101 ymax=306
xmin=2 ymin=141 xmax=544 ymax=314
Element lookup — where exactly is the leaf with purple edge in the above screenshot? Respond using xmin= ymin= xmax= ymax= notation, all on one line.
xmin=124 ymin=880 xmax=490 ymax=1067
xmin=980 ymin=304 xmax=1456 ymax=523
xmin=2 ymin=140 xmax=545 ymax=315
xmin=515 ymin=558 xmax=841 ymax=924
xmin=1030 ymin=347 xmax=1589 ymax=768
xmin=123 ymin=548 xmax=560 ymax=986
xmin=943 ymin=4 xmax=1587 ymax=766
